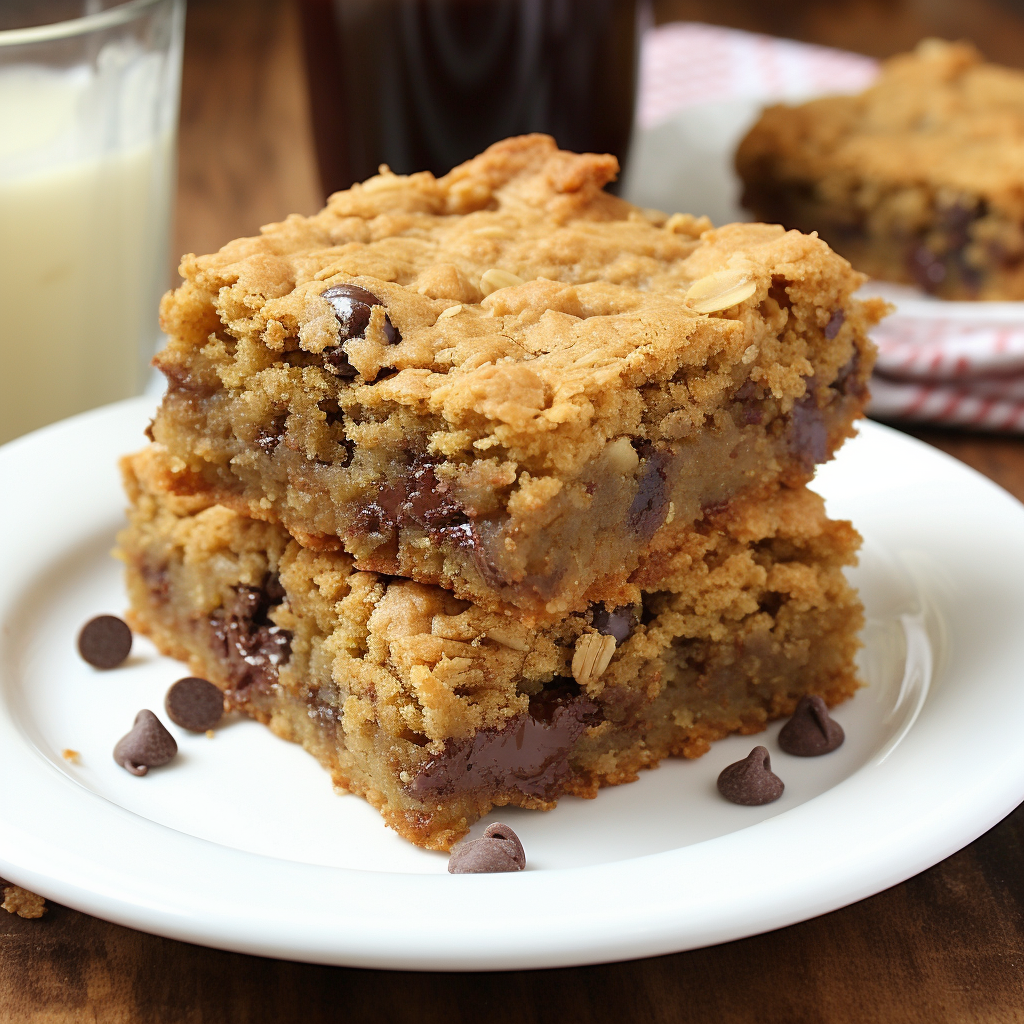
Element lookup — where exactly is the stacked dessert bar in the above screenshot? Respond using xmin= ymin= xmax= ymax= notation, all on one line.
xmin=119 ymin=135 xmax=883 ymax=849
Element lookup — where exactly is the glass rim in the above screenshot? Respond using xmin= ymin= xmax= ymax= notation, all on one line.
xmin=0 ymin=0 xmax=174 ymax=48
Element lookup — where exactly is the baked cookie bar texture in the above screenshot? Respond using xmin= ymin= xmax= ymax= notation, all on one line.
xmin=119 ymin=447 xmax=863 ymax=850
xmin=738 ymin=40 xmax=1024 ymax=300
xmin=151 ymin=134 xmax=882 ymax=620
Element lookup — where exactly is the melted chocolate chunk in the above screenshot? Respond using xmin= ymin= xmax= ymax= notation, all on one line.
xmin=824 ymin=309 xmax=845 ymax=340
xmin=402 ymin=462 xmax=468 ymax=533
xmin=320 ymin=283 xmax=400 ymax=378
xmin=788 ymin=390 xmax=829 ymax=473
xmin=354 ymin=460 xmax=508 ymax=586
xmin=629 ymin=442 xmax=672 ymax=541
xmin=323 ymin=284 xmax=377 ymax=337
xmin=408 ymin=682 xmax=600 ymax=800
xmin=591 ymin=604 xmax=638 ymax=644
xmin=210 ymin=575 xmax=292 ymax=697
xmin=778 ymin=695 xmax=844 ymax=756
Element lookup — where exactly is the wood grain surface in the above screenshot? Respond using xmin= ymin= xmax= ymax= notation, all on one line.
xmin=4 ymin=1 xmax=1024 ymax=1020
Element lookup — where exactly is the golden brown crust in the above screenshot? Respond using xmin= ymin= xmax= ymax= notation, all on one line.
xmin=150 ymin=134 xmax=880 ymax=618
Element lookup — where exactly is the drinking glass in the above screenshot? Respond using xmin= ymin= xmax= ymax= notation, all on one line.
xmin=299 ymin=0 xmax=646 ymax=195
xmin=0 ymin=0 xmax=185 ymax=445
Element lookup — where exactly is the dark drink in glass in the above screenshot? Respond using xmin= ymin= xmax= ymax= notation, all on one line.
xmin=299 ymin=0 xmax=645 ymax=195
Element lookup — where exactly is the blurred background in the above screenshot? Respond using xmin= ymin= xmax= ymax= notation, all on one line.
xmin=175 ymin=0 xmax=1024 ymax=260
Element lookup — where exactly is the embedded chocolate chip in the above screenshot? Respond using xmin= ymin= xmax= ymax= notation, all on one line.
xmin=322 ymin=283 xmax=376 ymax=333
xmin=320 ymin=283 xmax=400 ymax=378
xmin=77 ymin=615 xmax=133 ymax=669
xmin=165 ymin=677 xmax=224 ymax=733
xmin=717 ymin=746 xmax=784 ymax=805
xmin=113 ymin=710 xmax=177 ymax=776
xmin=591 ymin=604 xmax=637 ymax=644
xmin=448 ymin=822 xmax=526 ymax=874
xmin=788 ymin=391 xmax=828 ymax=472
xmin=209 ymin=583 xmax=292 ymax=697
xmin=629 ymin=442 xmax=671 ymax=540
xmin=833 ymin=350 xmax=862 ymax=398
xmin=824 ymin=309 xmax=845 ymax=340
xmin=778 ymin=695 xmax=844 ymax=756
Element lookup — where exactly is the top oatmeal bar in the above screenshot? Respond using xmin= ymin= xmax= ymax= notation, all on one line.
xmin=737 ymin=40 xmax=1024 ymax=300
xmin=151 ymin=134 xmax=882 ymax=621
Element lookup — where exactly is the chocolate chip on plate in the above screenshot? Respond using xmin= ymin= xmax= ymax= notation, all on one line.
xmin=77 ymin=615 xmax=133 ymax=669
xmin=448 ymin=822 xmax=527 ymax=874
xmin=778 ymin=695 xmax=845 ymax=756
xmin=165 ymin=677 xmax=224 ymax=732
xmin=113 ymin=710 xmax=177 ymax=776
xmin=717 ymin=746 xmax=784 ymax=806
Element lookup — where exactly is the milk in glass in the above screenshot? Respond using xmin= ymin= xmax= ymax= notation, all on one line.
xmin=0 ymin=41 xmax=177 ymax=445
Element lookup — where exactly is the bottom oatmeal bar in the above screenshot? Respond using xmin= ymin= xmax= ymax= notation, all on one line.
xmin=118 ymin=446 xmax=864 ymax=850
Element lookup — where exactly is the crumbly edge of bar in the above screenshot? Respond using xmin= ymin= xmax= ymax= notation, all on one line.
xmin=117 ymin=451 xmax=864 ymax=848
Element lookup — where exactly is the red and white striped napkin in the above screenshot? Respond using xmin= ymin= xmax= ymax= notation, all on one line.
xmin=636 ymin=23 xmax=1024 ymax=432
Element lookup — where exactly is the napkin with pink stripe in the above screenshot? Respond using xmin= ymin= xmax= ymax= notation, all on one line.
xmin=636 ymin=23 xmax=1024 ymax=431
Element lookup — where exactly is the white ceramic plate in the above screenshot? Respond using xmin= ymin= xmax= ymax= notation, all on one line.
xmin=2 ymin=398 xmax=1024 ymax=970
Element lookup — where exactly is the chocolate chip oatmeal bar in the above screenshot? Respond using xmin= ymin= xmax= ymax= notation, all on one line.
xmin=151 ymin=134 xmax=881 ymax=621
xmin=119 ymin=446 xmax=863 ymax=850
xmin=737 ymin=40 xmax=1024 ymax=300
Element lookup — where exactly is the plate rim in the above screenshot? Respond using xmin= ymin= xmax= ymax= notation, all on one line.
xmin=2 ymin=397 xmax=1024 ymax=971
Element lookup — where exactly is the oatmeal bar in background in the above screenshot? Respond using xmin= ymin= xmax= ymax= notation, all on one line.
xmin=150 ymin=134 xmax=882 ymax=622
xmin=737 ymin=40 xmax=1024 ymax=300
xmin=118 ymin=446 xmax=863 ymax=850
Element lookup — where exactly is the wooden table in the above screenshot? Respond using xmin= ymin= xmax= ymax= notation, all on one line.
xmin=5 ymin=2 xmax=1024 ymax=1019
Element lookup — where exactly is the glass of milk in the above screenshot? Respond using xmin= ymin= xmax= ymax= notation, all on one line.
xmin=0 ymin=0 xmax=185 ymax=446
